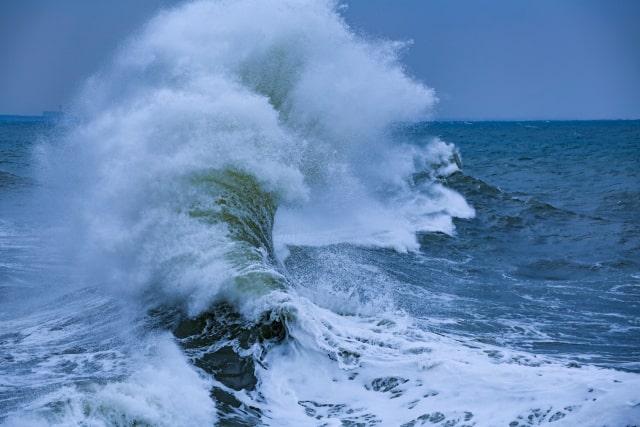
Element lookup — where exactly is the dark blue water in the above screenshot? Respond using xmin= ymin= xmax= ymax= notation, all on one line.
xmin=412 ymin=120 xmax=639 ymax=370
xmin=2 ymin=118 xmax=639 ymax=425
xmin=3 ymin=0 xmax=640 ymax=422
xmin=283 ymin=120 xmax=640 ymax=372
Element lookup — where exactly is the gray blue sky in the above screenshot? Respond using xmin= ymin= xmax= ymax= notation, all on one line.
xmin=1 ymin=0 xmax=638 ymax=119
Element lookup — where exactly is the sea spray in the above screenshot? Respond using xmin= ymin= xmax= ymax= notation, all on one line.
xmin=38 ymin=0 xmax=463 ymax=315
xmin=18 ymin=0 xmax=464 ymax=423
xmin=3 ymin=0 xmax=638 ymax=425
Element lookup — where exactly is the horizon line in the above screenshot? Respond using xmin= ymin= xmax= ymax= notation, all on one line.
xmin=1 ymin=113 xmax=638 ymax=123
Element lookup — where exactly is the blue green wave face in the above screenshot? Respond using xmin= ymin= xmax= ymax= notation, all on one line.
xmin=165 ymin=171 xmax=293 ymax=416
xmin=188 ymin=168 xmax=286 ymax=295
xmin=190 ymin=169 xmax=277 ymax=259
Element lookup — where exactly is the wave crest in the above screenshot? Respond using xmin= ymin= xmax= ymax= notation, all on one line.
xmin=41 ymin=0 xmax=468 ymax=314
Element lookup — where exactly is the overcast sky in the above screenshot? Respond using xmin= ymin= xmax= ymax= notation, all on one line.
xmin=1 ymin=0 xmax=638 ymax=120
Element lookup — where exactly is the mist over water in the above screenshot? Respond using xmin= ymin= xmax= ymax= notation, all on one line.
xmin=33 ymin=0 xmax=469 ymax=312
xmin=1 ymin=0 xmax=639 ymax=426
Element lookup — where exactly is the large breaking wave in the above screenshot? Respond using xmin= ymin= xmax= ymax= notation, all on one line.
xmin=38 ymin=0 xmax=470 ymax=314
xmin=5 ymin=0 xmax=639 ymax=426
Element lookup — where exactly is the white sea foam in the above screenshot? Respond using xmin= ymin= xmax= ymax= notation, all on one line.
xmin=254 ymin=294 xmax=640 ymax=426
xmin=13 ymin=1 xmax=638 ymax=426
xmin=2 ymin=335 xmax=216 ymax=427
xmin=34 ymin=0 xmax=471 ymax=314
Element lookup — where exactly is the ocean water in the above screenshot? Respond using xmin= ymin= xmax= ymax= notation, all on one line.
xmin=1 ymin=1 xmax=639 ymax=426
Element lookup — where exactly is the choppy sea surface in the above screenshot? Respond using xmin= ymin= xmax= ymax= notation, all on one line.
xmin=1 ymin=1 xmax=639 ymax=426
